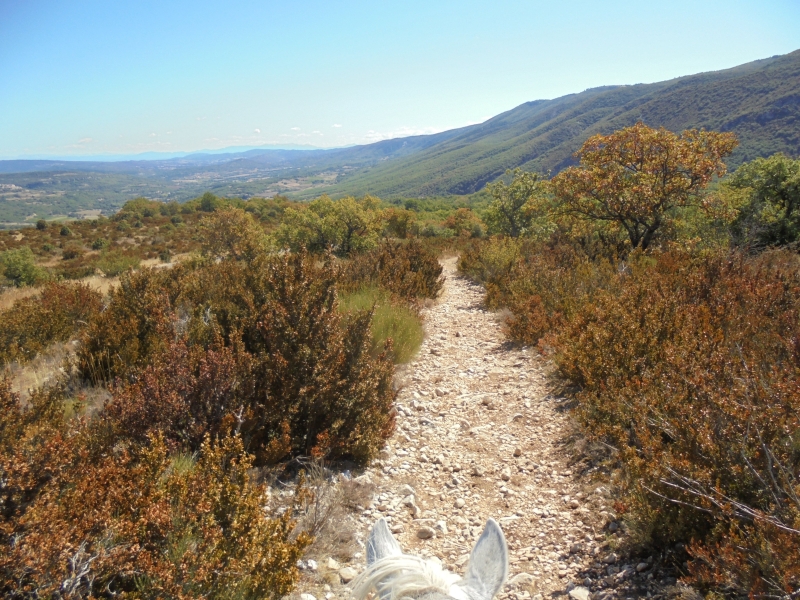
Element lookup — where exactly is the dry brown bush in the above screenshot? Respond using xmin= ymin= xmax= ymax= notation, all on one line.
xmin=0 ymin=281 xmax=102 ymax=365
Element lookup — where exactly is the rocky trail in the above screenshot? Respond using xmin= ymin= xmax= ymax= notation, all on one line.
xmin=297 ymin=258 xmax=666 ymax=600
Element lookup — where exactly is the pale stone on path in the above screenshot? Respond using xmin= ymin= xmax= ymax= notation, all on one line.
xmin=569 ymin=587 xmax=592 ymax=600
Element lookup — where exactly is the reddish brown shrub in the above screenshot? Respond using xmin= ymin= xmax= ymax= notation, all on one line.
xmin=99 ymin=251 xmax=396 ymax=466
xmin=76 ymin=267 xmax=180 ymax=382
xmin=556 ymin=248 xmax=800 ymax=596
xmin=0 ymin=282 xmax=102 ymax=364
xmin=342 ymin=239 xmax=444 ymax=300
xmin=458 ymin=237 xmax=617 ymax=346
xmin=0 ymin=378 xmax=311 ymax=599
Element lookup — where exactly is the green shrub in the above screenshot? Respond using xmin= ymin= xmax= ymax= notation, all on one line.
xmin=91 ymin=238 xmax=109 ymax=250
xmin=0 ymin=282 xmax=102 ymax=364
xmin=35 ymin=219 xmax=46 ymax=231
xmin=275 ymin=195 xmax=382 ymax=256
xmin=0 ymin=247 xmax=48 ymax=287
xmin=59 ymin=225 xmax=71 ymax=237
xmin=96 ymin=249 xmax=140 ymax=276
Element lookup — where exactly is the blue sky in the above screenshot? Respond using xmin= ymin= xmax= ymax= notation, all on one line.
xmin=1 ymin=0 xmax=798 ymax=159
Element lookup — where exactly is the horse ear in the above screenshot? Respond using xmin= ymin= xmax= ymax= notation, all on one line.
xmin=367 ymin=518 xmax=402 ymax=566
xmin=459 ymin=519 xmax=508 ymax=600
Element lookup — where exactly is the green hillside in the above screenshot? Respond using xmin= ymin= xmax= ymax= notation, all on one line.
xmin=309 ymin=50 xmax=800 ymax=198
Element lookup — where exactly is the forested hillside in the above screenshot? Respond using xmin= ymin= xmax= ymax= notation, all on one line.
xmin=318 ymin=50 xmax=800 ymax=197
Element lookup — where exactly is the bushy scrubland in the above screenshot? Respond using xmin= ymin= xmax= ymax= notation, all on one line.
xmin=0 ymin=197 xmax=446 ymax=597
xmin=460 ymin=125 xmax=800 ymax=597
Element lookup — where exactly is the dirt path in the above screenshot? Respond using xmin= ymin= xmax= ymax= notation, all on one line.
xmin=301 ymin=258 xmax=645 ymax=600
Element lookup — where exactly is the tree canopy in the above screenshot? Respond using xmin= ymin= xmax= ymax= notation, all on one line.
xmin=726 ymin=153 xmax=800 ymax=248
xmin=551 ymin=123 xmax=738 ymax=250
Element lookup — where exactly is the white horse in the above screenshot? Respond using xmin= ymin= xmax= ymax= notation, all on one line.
xmin=352 ymin=517 xmax=508 ymax=600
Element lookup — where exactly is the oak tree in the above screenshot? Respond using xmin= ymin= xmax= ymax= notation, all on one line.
xmin=551 ymin=123 xmax=738 ymax=250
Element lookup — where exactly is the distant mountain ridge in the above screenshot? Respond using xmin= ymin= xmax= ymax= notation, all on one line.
xmin=311 ymin=50 xmax=800 ymax=198
xmin=0 ymin=49 xmax=798 ymax=222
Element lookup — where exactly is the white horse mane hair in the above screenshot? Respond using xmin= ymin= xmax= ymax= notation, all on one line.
xmin=351 ymin=554 xmax=468 ymax=600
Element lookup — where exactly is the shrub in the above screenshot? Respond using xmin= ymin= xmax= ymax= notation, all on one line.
xmin=59 ymin=225 xmax=71 ymax=237
xmin=0 ymin=378 xmax=311 ymax=599
xmin=35 ymin=220 xmax=46 ymax=231
xmin=91 ymin=238 xmax=108 ymax=250
xmin=76 ymin=268 xmax=177 ymax=382
xmin=0 ymin=247 xmax=48 ymax=287
xmin=0 ymin=282 xmax=102 ymax=365
xmin=459 ymin=237 xmax=619 ymax=346
xmin=83 ymin=251 xmax=397 ymax=465
xmin=276 ymin=195 xmax=383 ymax=255
xmin=96 ymin=249 xmax=140 ymax=276
xmin=342 ymin=239 xmax=444 ymax=301
xmin=556 ymin=248 xmax=800 ymax=596
xmin=241 ymin=251 xmax=396 ymax=463
xmin=61 ymin=245 xmax=84 ymax=260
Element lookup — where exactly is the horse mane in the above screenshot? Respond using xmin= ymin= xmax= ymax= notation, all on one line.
xmin=351 ymin=554 xmax=469 ymax=600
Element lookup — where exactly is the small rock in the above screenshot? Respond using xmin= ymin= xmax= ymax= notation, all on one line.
xmin=471 ymin=465 xmax=484 ymax=477
xmin=607 ymin=521 xmax=619 ymax=533
xmin=307 ymin=559 xmax=318 ymax=571
xmin=568 ymin=587 xmax=592 ymax=600
xmin=455 ymin=498 xmax=466 ymax=508
xmin=603 ymin=552 xmax=618 ymax=564
xmin=417 ymin=526 xmax=436 ymax=539
xmin=301 ymin=594 xmax=317 ymax=600
xmin=339 ymin=566 xmax=357 ymax=583
xmin=509 ymin=573 xmax=535 ymax=588
xmin=455 ymin=331 xmax=462 ymax=337
xmin=636 ymin=562 xmax=649 ymax=572
xmin=390 ymin=524 xmax=405 ymax=534
xmin=513 ymin=448 xmax=522 ymax=457
xmin=569 ymin=499 xmax=581 ymax=509
xmin=501 ymin=468 xmax=511 ymax=482
xmin=327 ymin=557 xmax=341 ymax=570
xmin=435 ymin=520 xmax=448 ymax=534
xmin=435 ymin=387 xmax=447 ymax=397
xmin=399 ymin=484 xmax=416 ymax=496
